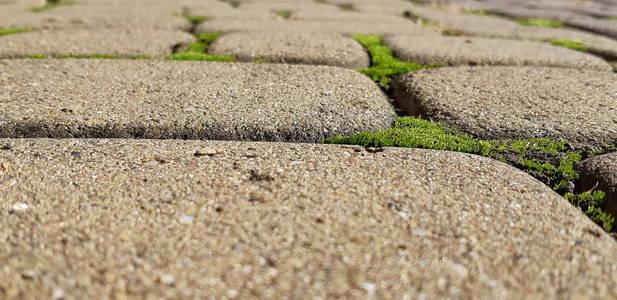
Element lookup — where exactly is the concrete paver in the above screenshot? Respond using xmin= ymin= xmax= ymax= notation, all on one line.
xmin=208 ymin=32 xmax=369 ymax=68
xmin=0 ymin=139 xmax=616 ymax=298
xmin=0 ymin=29 xmax=195 ymax=58
xmin=577 ymin=152 xmax=617 ymax=216
xmin=0 ymin=60 xmax=395 ymax=142
xmin=289 ymin=11 xmax=411 ymax=23
xmin=384 ymin=35 xmax=612 ymax=70
xmin=407 ymin=5 xmax=617 ymax=59
xmin=392 ymin=66 xmax=617 ymax=148
xmin=195 ymin=19 xmax=439 ymax=36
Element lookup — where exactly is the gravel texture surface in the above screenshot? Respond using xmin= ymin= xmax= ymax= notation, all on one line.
xmin=392 ymin=66 xmax=617 ymax=148
xmin=0 ymin=59 xmax=396 ymax=142
xmin=0 ymin=139 xmax=615 ymax=298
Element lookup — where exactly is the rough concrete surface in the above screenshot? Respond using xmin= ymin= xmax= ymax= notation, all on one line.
xmin=0 ymin=139 xmax=616 ymax=298
xmin=208 ymin=32 xmax=369 ymax=68
xmin=392 ymin=66 xmax=617 ymax=147
xmin=195 ymin=19 xmax=439 ymax=36
xmin=0 ymin=29 xmax=196 ymax=58
xmin=0 ymin=59 xmax=396 ymax=142
xmin=384 ymin=35 xmax=612 ymax=70
xmin=407 ymin=5 xmax=617 ymax=59
xmin=576 ymin=153 xmax=617 ymax=216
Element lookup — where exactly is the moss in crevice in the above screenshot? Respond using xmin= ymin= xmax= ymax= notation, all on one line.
xmin=229 ymin=1 xmax=240 ymax=8
xmin=337 ymin=4 xmax=354 ymax=11
xmin=566 ymin=190 xmax=615 ymax=231
xmin=25 ymin=54 xmax=150 ymax=59
xmin=165 ymin=32 xmax=235 ymax=62
xmin=30 ymin=0 xmax=74 ymax=12
xmin=351 ymin=34 xmax=439 ymax=89
xmin=0 ymin=27 xmax=30 ymax=36
xmin=274 ymin=10 xmax=292 ymax=19
xmin=549 ymin=39 xmax=588 ymax=52
xmin=324 ymin=116 xmax=616 ymax=233
xmin=403 ymin=11 xmax=463 ymax=36
xmin=603 ymin=17 xmax=617 ymax=21
xmin=517 ymin=18 xmax=564 ymax=28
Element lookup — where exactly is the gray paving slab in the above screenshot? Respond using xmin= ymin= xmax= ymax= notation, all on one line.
xmin=392 ymin=66 xmax=617 ymax=148
xmin=407 ymin=5 xmax=617 ymax=59
xmin=576 ymin=152 xmax=617 ymax=216
xmin=384 ymin=35 xmax=612 ymax=70
xmin=1 ymin=139 xmax=616 ymax=298
xmin=0 ymin=60 xmax=396 ymax=142
xmin=195 ymin=19 xmax=439 ymax=36
xmin=0 ymin=29 xmax=195 ymax=58
xmin=209 ymin=32 xmax=369 ymax=68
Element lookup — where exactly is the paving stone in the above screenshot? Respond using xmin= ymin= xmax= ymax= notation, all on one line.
xmin=576 ymin=152 xmax=617 ymax=216
xmin=195 ymin=19 xmax=439 ymax=36
xmin=0 ymin=29 xmax=195 ymax=58
xmin=486 ymin=4 xmax=617 ymax=39
xmin=384 ymin=35 xmax=612 ymax=70
xmin=3 ymin=4 xmax=192 ymax=30
xmin=1 ymin=139 xmax=616 ymax=298
xmin=353 ymin=3 xmax=414 ymax=15
xmin=209 ymin=32 xmax=369 ymax=68
xmin=392 ymin=66 xmax=617 ymax=147
xmin=407 ymin=5 xmax=617 ymax=59
xmin=186 ymin=8 xmax=277 ymax=20
xmin=288 ymin=11 xmax=412 ymax=23
xmin=236 ymin=2 xmax=342 ymax=13
xmin=0 ymin=60 xmax=395 ymax=142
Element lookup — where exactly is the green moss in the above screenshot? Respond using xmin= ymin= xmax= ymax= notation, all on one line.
xmin=275 ymin=10 xmax=292 ymax=19
xmin=327 ymin=117 xmax=494 ymax=155
xmin=351 ymin=34 xmax=437 ymax=89
xmin=252 ymin=59 xmax=268 ymax=63
xmin=517 ymin=18 xmax=564 ymax=28
xmin=566 ymin=190 xmax=614 ymax=231
xmin=186 ymin=15 xmax=209 ymax=25
xmin=230 ymin=1 xmax=240 ymax=8
xmin=602 ymin=17 xmax=617 ymax=21
xmin=30 ymin=1 xmax=74 ymax=12
xmin=549 ymin=39 xmax=588 ymax=52
xmin=0 ymin=27 xmax=30 ymax=36
xmin=26 ymin=54 xmax=150 ymax=59
xmin=338 ymin=4 xmax=354 ymax=11
xmin=325 ymin=116 xmax=616 ymax=232
xmin=165 ymin=32 xmax=235 ymax=62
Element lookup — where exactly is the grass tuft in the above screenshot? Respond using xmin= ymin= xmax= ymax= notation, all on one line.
xmin=549 ymin=39 xmax=588 ymax=52
xmin=30 ymin=1 xmax=74 ymax=13
xmin=517 ymin=18 xmax=564 ymax=28
xmin=0 ymin=27 xmax=30 ymax=36
xmin=325 ymin=116 xmax=616 ymax=233
xmin=165 ymin=32 xmax=235 ymax=62
xmin=351 ymin=34 xmax=437 ymax=89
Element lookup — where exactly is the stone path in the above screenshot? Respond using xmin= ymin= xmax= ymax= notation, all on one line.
xmin=2 ymin=0 xmax=617 ymax=298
